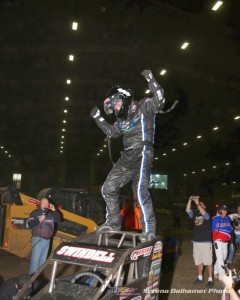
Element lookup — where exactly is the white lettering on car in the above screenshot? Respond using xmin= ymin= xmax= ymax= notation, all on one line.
xmin=56 ymin=246 xmax=116 ymax=263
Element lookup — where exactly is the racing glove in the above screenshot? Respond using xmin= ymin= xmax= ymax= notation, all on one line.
xmin=90 ymin=106 xmax=121 ymax=138
xmin=90 ymin=106 xmax=101 ymax=119
xmin=141 ymin=69 xmax=160 ymax=93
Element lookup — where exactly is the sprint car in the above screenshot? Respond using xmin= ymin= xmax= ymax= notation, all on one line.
xmin=15 ymin=230 xmax=162 ymax=300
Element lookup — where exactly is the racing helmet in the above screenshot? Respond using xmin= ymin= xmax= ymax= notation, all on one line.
xmin=104 ymin=85 xmax=134 ymax=119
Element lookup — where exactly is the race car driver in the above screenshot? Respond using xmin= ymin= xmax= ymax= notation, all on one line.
xmin=90 ymin=70 xmax=167 ymax=242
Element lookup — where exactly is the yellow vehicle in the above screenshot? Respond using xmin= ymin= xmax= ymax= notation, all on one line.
xmin=0 ymin=186 xmax=105 ymax=258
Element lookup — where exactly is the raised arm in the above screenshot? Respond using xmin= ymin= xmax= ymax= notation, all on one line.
xmin=192 ymin=197 xmax=207 ymax=216
xmin=186 ymin=196 xmax=192 ymax=213
xmin=90 ymin=106 xmax=121 ymax=138
xmin=222 ymin=270 xmax=240 ymax=300
xmin=140 ymin=69 xmax=165 ymax=114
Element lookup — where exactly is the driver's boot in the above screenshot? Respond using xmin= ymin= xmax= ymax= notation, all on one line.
xmin=96 ymin=217 xmax=121 ymax=232
xmin=96 ymin=196 xmax=121 ymax=232
xmin=140 ymin=231 xmax=156 ymax=243
xmin=139 ymin=216 xmax=156 ymax=243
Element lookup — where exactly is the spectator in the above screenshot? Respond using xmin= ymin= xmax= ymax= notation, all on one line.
xmin=0 ymin=274 xmax=31 ymax=300
xmin=221 ymin=270 xmax=240 ymax=300
xmin=27 ymin=198 xmax=60 ymax=275
xmin=162 ymin=228 xmax=178 ymax=272
xmin=172 ymin=209 xmax=181 ymax=228
xmin=212 ymin=205 xmax=233 ymax=280
xmin=186 ymin=195 xmax=213 ymax=287
xmin=120 ymin=198 xmax=142 ymax=231
xmin=227 ymin=205 xmax=240 ymax=264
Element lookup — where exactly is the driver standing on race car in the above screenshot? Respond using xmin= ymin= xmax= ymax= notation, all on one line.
xmin=90 ymin=70 xmax=168 ymax=242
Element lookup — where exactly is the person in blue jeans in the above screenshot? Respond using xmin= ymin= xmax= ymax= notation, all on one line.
xmin=27 ymin=198 xmax=60 ymax=275
xmin=227 ymin=205 xmax=240 ymax=263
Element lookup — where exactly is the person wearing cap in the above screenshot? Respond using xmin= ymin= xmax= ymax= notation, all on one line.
xmin=0 ymin=274 xmax=31 ymax=300
xmin=186 ymin=195 xmax=213 ymax=287
xmin=212 ymin=205 xmax=233 ymax=280
xmin=226 ymin=204 xmax=240 ymax=263
xmin=27 ymin=198 xmax=60 ymax=275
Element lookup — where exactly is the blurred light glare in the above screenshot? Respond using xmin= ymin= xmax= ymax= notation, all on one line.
xmin=64 ymin=110 xmax=68 ymax=113
xmin=197 ymin=135 xmax=202 ymax=139
xmin=69 ymin=55 xmax=74 ymax=61
xmin=160 ymin=69 xmax=166 ymax=75
xmin=202 ymin=169 xmax=206 ymax=172
xmin=192 ymin=171 xmax=195 ymax=174
xmin=72 ymin=22 xmax=78 ymax=30
xmin=66 ymin=79 xmax=71 ymax=84
xmin=145 ymin=89 xmax=150 ymax=94
xmin=13 ymin=173 xmax=22 ymax=181
xmin=225 ymin=162 xmax=230 ymax=166
xmin=183 ymin=142 xmax=188 ymax=146
xmin=163 ymin=153 xmax=167 ymax=156
xmin=172 ymin=148 xmax=176 ymax=151
xmin=213 ymin=126 xmax=219 ymax=130
xmin=62 ymin=129 xmax=66 ymax=132
xmin=234 ymin=115 xmax=240 ymax=120
xmin=181 ymin=42 xmax=189 ymax=49
xmin=63 ymin=120 xmax=66 ymax=123
xmin=65 ymin=97 xmax=69 ymax=101
xmin=61 ymin=136 xmax=64 ymax=139
xmin=212 ymin=1 xmax=223 ymax=11
xmin=155 ymin=157 xmax=158 ymax=160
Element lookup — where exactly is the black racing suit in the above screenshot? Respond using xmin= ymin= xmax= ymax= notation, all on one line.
xmin=93 ymin=77 xmax=165 ymax=236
